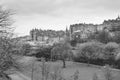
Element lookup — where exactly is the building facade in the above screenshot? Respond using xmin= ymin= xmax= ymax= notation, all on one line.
xmin=69 ymin=16 xmax=120 ymax=40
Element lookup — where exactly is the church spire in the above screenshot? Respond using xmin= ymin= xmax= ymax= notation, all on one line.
xmin=65 ymin=26 xmax=70 ymax=37
xmin=116 ymin=14 xmax=120 ymax=20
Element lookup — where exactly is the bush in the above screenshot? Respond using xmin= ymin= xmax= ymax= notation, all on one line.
xmin=73 ymin=41 xmax=120 ymax=67
xmin=0 ymin=37 xmax=20 ymax=80
xmin=112 ymin=31 xmax=120 ymax=43
xmin=103 ymin=42 xmax=119 ymax=65
xmin=35 ymin=46 xmax=53 ymax=61
xmin=19 ymin=43 xmax=32 ymax=56
xmin=96 ymin=31 xmax=112 ymax=43
xmin=74 ymin=42 xmax=104 ymax=65
xmin=87 ymin=30 xmax=112 ymax=43
xmin=70 ymin=39 xmax=77 ymax=47
xmin=104 ymin=42 xmax=119 ymax=58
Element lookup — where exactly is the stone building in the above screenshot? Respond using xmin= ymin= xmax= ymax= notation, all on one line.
xmin=69 ymin=16 xmax=120 ymax=40
xmin=69 ymin=23 xmax=98 ymax=39
xmin=102 ymin=16 xmax=120 ymax=32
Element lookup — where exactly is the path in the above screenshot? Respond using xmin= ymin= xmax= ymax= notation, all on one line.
xmin=9 ymin=72 xmax=31 ymax=80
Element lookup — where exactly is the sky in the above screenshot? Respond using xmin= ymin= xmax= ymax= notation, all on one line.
xmin=1 ymin=0 xmax=120 ymax=36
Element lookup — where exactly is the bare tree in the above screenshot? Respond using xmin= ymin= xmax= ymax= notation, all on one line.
xmin=0 ymin=6 xmax=19 ymax=80
xmin=0 ymin=6 xmax=14 ymax=38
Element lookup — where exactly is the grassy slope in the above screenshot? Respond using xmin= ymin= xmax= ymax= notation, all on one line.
xmin=20 ymin=61 xmax=115 ymax=80
xmin=9 ymin=56 xmax=120 ymax=80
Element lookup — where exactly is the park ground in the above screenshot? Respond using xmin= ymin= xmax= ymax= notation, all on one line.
xmin=9 ymin=56 xmax=120 ymax=80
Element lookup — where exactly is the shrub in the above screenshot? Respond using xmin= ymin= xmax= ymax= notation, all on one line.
xmin=103 ymin=42 xmax=119 ymax=65
xmin=74 ymin=42 xmax=104 ymax=65
xmin=87 ymin=30 xmax=112 ymax=43
xmin=70 ymin=39 xmax=77 ymax=47
xmin=112 ymin=31 xmax=120 ymax=43
xmin=96 ymin=30 xmax=112 ymax=43
xmin=35 ymin=46 xmax=53 ymax=61
xmin=19 ymin=43 xmax=32 ymax=56
xmin=115 ymin=52 xmax=120 ymax=68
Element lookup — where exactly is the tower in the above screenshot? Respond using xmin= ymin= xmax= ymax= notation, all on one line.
xmin=116 ymin=15 xmax=120 ymax=20
xmin=65 ymin=27 xmax=70 ymax=37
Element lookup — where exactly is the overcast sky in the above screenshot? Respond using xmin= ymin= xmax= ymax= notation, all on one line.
xmin=1 ymin=0 xmax=120 ymax=36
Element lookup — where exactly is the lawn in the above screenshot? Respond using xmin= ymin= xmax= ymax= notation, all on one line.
xmin=9 ymin=56 xmax=120 ymax=80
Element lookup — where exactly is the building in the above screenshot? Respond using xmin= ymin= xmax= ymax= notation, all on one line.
xmin=69 ymin=16 xmax=120 ymax=40
xmin=102 ymin=16 xmax=120 ymax=32
xmin=70 ymin=23 xmax=98 ymax=39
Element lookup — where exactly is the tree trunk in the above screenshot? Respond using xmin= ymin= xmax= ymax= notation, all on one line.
xmin=87 ymin=58 xmax=90 ymax=66
xmin=50 ymin=52 xmax=53 ymax=61
xmin=62 ymin=59 xmax=66 ymax=68
xmin=59 ymin=36 xmax=60 ymax=41
xmin=31 ymin=62 xmax=34 ymax=80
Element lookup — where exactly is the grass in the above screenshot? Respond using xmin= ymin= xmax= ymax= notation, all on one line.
xmin=10 ymin=56 xmax=120 ymax=80
xmin=20 ymin=61 xmax=111 ymax=80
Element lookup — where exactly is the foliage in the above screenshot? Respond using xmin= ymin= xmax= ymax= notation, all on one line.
xmin=88 ymin=30 xmax=120 ymax=44
xmin=102 ymin=42 xmax=119 ymax=66
xmin=88 ymin=30 xmax=112 ymax=43
xmin=112 ymin=31 xmax=120 ymax=43
xmin=87 ymin=32 xmax=96 ymax=41
xmin=19 ymin=43 xmax=32 ymax=56
xmin=0 ymin=6 xmax=19 ymax=80
xmin=73 ymin=41 xmax=120 ymax=68
xmin=103 ymin=42 xmax=119 ymax=60
xmin=0 ymin=37 xmax=20 ymax=80
xmin=74 ymin=42 xmax=104 ymax=64
xmin=51 ymin=42 xmax=72 ymax=68
xmin=70 ymin=39 xmax=77 ymax=47
xmin=35 ymin=46 xmax=53 ymax=61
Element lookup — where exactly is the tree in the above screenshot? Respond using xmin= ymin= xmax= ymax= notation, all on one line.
xmin=70 ymin=39 xmax=77 ymax=47
xmin=0 ymin=6 xmax=19 ymax=80
xmin=103 ymin=42 xmax=119 ymax=65
xmin=87 ymin=30 xmax=112 ymax=43
xmin=20 ymin=43 xmax=32 ymax=56
xmin=74 ymin=42 xmax=104 ymax=65
xmin=51 ymin=41 xmax=71 ymax=68
xmin=0 ymin=6 xmax=14 ymax=38
xmin=78 ymin=43 xmax=99 ymax=64
xmin=112 ymin=31 xmax=120 ymax=43
xmin=95 ymin=30 xmax=111 ymax=43
xmin=35 ymin=46 xmax=53 ymax=61
xmin=0 ymin=36 xmax=20 ymax=80
xmin=103 ymin=42 xmax=119 ymax=59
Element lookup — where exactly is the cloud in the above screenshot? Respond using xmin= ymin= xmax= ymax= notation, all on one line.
xmin=1 ymin=0 xmax=120 ymax=17
xmin=1 ymin=0 xmax=120 ymax=36
xmin=1 ymin=0 xmax=120 ymax=19
xmin=1 ymin=0 xmax=69 ymax=15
